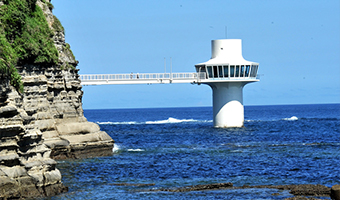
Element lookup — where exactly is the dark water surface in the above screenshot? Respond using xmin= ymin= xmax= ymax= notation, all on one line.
xmin=50 ymin=104 xmax=339 ymax=199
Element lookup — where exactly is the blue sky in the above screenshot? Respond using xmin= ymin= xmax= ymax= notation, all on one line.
xmin=53 ymin=0 xmax=340 ymax=109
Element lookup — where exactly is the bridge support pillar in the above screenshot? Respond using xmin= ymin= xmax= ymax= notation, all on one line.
xmin=208 ymin=82 xmax=246 ymax=128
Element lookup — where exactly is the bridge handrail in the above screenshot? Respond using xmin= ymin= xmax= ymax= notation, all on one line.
xmin=79 ymin=72 xmax=204 ymax=81
xmin=79 ymin=72 xmax=259 ymax=83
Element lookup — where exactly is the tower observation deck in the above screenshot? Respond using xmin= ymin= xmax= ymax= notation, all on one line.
xmin=80 ymin=39 xmax=259 ymax=128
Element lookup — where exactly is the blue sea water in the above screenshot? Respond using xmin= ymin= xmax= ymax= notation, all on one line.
xmin=50 ymin=104 xmax=339 ymax=200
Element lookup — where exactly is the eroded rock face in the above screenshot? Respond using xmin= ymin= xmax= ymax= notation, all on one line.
xmin=0 ymin=80 xmax=68 ymax=198
xmin=18 ymin=66 xmax=114 ymax=160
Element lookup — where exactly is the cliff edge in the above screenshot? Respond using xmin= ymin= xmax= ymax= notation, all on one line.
xmin=0 ymin=0 xmax=114 ymax=198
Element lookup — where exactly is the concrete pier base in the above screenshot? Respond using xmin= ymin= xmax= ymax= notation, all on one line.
xmin=209 ymin=82 xmax=245 ymax=128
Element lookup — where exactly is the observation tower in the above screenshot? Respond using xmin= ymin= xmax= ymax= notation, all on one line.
xmin=195 ymin=39 xmax=259 ymax=128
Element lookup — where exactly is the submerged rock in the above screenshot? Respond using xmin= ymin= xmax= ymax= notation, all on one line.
xmin=110 ymin=183 xmax=156 ymax=187
xmin=234 ymin=184 xmax=331 ymax=197
xmin=148 ymin=183 xmax=332 ymax=199
xmin=151 ymin=182 xmax=234 ymax=192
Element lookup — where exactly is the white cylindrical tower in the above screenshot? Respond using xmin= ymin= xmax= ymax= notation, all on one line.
xmin=195 ymin=39 xmax=259 ymax=128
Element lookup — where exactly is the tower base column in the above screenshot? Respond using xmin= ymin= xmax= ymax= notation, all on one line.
xmin=209 ymin=82 xmax=245 ymax=128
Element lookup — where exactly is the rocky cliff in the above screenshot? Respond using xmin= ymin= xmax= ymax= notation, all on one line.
xmin=0 ymin=79 xmax=68 ymax=198
xmin=18 ymin=63 xmax=114 ymax=160
xmin=0 ymin=0 xmax=114 ymax=198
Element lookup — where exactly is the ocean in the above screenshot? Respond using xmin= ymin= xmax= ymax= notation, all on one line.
xmin=50 ymin=104 xmax=339 ymax=199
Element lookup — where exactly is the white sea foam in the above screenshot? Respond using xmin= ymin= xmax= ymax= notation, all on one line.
xmin=100 ymin=117 xmax=297 ymax=125
xmin=283 ymin=116 xmax=298 ymax=121
xmin=245 ymin=119 xmax=262 ymax=122
xmin=97 ymin=118 xmax=211 ymax=125
xmin=230 ymin=150 xmax=243 ymax=153
xmin=112 ymin=144 xmax=120 ymax=153
xmin=146 ymin=117 xmax=197 ymax=124
xmin=127 ymin=149 xmax=145 ymax=152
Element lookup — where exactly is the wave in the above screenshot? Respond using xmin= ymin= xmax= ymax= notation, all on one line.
xmin=245 ymin=119 xmax=261 ymax=122
xmin=97 ymin=117 xmax=212 ymax=125
xmin=112 ymin=144 xmax=121 ymax=153
xmin=146 ymin=117 xmax=198 ymax=124
xmin=245 ymin=117 xmax=299 ymax=122
xmin=127 ymin=149 xmax=145 ymax=152
xmin=282 ymin=116 xmax=298 ymax=121
xmin=112 ymin=144 xmax=146 ymax=153
xmin=98 ymin=116 xmax=336 ymax=126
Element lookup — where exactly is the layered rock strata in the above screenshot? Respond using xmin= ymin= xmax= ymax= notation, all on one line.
xmin=0 ymin=80 xmax=68 ymax=198
xmin=33 ymin=0 xmax=114 ymax=159
xmin=19 ymin=66 xmax=114 ymax=160
xmin=0 ymin=0 xmax=114 ymax=198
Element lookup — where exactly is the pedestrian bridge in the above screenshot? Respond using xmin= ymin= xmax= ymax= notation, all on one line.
xmin=79 ymin=39 xmax=260 ymax=128
xmin=80 ymin=72 xmax=259 ymax=85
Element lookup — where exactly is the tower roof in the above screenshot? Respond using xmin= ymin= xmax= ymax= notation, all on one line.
xmin=196 ymin=39 xmax=258 ymax=66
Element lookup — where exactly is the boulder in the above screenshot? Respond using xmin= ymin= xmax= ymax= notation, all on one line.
xmin=61 ymin=131 xmax=112 ymax=144
xmin=56 ymin=122 xmax=100 ymax=135
xmin=331 ymin=185 xmax=340 ymax=200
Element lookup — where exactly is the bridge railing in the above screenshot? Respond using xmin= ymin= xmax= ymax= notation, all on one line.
xmin=80 ymin=72 xmax=206 ymax=81
xmin=79 ymin=72 xmax=258 ymax=84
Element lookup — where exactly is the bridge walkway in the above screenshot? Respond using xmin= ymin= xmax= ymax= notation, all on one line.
xmin=80 ymin=72 xmax=205 ymax=85
xmin=79 ymin=72 xmax=259 ymax=86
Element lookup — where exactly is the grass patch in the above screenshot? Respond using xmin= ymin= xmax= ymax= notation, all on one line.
xmin=0 ymin=0 xmax=61 ymax=92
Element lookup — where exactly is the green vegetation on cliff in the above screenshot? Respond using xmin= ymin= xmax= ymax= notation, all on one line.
xmin=0 ymin=0 xmax=59 ymax=92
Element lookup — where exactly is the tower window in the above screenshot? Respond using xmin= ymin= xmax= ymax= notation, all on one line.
xmin=213 ymin=66 xmax=218 ymax=78
xmin=230 ymin=65 xmax=235 ymax=77
xmin=235 ymin=65 xmax=240 ymax=77
xmin=218 ymin=66 xmax=223 ymax=77
xmin=240 ymin=65 xmax=244 ymax=77
xmin=207 ymin=66 xmax=213 ymax=78
xmin=245 ymin=65 xmax=250 ymax=77
xmin=223 ymin=65 xmax=228 ymax=77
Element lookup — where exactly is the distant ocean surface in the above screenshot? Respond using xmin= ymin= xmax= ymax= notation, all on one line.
xmin=50 ymin=104 xmax=340 ymax=200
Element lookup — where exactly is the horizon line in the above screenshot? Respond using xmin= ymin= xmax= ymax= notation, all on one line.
xmin=83 ymin=103 xmax=340 ymax=111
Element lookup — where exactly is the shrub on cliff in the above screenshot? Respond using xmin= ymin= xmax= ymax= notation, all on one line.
xmin=0 ymin=0 xmax=59 ymax=92
xmin=0 ymin=32 xmax=23 ymax=91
